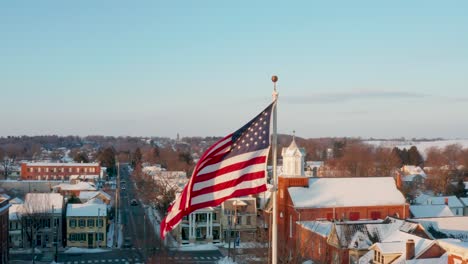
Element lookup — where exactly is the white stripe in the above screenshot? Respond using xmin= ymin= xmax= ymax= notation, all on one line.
xmin=202 ymin=136 xmax=231 ymax=159
xmin=193 ymin=163 xmax=265 ymax=191
xmin=196 ymin=149 xmax=268 ymax=177
xmin=191 ymin=177 xmax=266 ymax=205
xmin=197 ymin=145 xmax=232 ymax=170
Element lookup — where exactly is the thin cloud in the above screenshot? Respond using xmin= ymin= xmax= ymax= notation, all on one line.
xmin=282 ymin=90 xmax=428 ymax=104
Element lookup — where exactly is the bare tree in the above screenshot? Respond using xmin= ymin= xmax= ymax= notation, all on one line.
xmin=0 ymin=148 xmax=17 ymax=179
xmin=21 ymin=194 xmax=57 ymax=262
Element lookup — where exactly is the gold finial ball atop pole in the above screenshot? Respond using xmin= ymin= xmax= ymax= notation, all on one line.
xmin=271 ymin=75 xmax=278 ymax=83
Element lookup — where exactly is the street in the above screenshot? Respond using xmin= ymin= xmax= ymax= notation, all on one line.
xmin=118 ymin=165 xmax=224 ymax=264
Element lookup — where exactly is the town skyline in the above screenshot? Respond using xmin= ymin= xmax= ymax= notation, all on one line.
xmin=1 ymin=1 xmax=468 ymax=138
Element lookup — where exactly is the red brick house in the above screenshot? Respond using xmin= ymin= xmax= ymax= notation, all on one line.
xmin=21 ymin=162 xmax=100 ymax=181
xmin=276 ymin=138 xmax=409 ymax=260
xmin=0 ymin=196 xmax=11 ymax=264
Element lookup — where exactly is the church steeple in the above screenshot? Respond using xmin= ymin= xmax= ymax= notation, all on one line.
xmin=281 ymin=131 xmax=306 ymax=177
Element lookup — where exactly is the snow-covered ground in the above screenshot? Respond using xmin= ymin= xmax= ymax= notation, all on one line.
xmin=10 ymin=248 xmax=42 ymax=254
xmin=144 ymin=205 xmax=177 ymax=247
xmin=366 ymin=139 xmax=468 ymax=157
xmin=177 ymin=244 xmax=219 ymax=251
xmin=222 ymin=242 xmax=268 ymax=249
xmin=64 ymin=247 xmax=111 ymax=254
xmin=217 ymin=257 xmax=236 ymax=264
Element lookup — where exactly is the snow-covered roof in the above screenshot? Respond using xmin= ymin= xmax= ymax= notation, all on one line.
xmin=0 ymin=193 xmax=11 ymax=200
xmin=406 ymin=254 xmax=448 ymax=264
xmin=24 ymin=193 xmax=64 ymax=214
xmin=402 ymin=174 xmax=426 ymax=182
xmin=24 ymin=162 xmax=100 ymax=167
xmin=78 ymin=191 xmax=111 ymax=201
xmin=8 ymin=204 xmax=25 ymax=220
xmin=297 ymin=221 xmax=333 ymax=237
xmin=335 ymin=220 xmax=403 ymax=249
xmin=371 ymin=230 xmax=436 ymax=262
xmin=306 ymin=161 xmax=324 ymax=167
xmin=67 ymin=203 xmax=107 ymax=217
xmin=460 ymin=197 xmax=468 ymax=206
xmin=410 ymin=205 xmax=454 ymax=218
xmin=289 ymin=177 xmax=406 ymax=208
xmin=70 ymin=175 xmax=99 ymax=180
xmin=54 ymin=182 xmax=97 ymax=191
xmin=414 ymin=194 xmax=463 ymax=208
xmin=438 ymin=239 xmax=468 ymax=258
xmin=410 ymin=217 xmax=468 ymax=241
xmin=9 ymin=197 xmax=24 ymax=204
xmin=401 ymin=165 xmax=426 ymax=177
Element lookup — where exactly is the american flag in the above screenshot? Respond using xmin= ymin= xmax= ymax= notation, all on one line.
xmin=160 ymin=102 xmax=275 ymax=239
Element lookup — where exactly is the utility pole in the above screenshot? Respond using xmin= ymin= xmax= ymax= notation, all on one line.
xmin=144 ymin=214 xmax=147 ymax=259
xmin=114 ymin=160 xmax=120 ymax=247
xmin=53 ymin=205 xmax=58 ymax=262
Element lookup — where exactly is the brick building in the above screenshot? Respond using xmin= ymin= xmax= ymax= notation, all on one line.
xmin=0 ymin=196 xmax=11 ymax=264
xmin=276 ymin=138 xmax=409 ymax=260
xmin=21 ymin=162 xmax=101 ymax=181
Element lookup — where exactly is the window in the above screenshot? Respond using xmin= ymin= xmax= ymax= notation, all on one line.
xmin=349 ymin=212 xmax=360 ymax=221
xmin=69 ymin=168 xmax=72 ymax=173
xmin=96 ymin=233 xmax=104 ymax=241
xmin=213 ymin=213 xmax=217 ymax=221
xmin=85 ymin=168 xmax=88 ymax=173
xmin=326 ymin=213 xmax=334 ymax=221
xmin=97 ymin=219 xmax=104 ymax=227
xmin=76 ymin=168 xmax=79 ymax=173
xmin=38 ymin=168 xmax=41 ymax=172
xmin=246 ymin=216 xmax=251 ymax=225
xmin=79 ymin=219 xmax=86 ymax=227
xmin=87 ymin=219 xmax=94 ymax=227
xmin=370 ymin=211 xmax=381 ymax=220
xmin=70 ymin=219 xmax=76 ymax=228
xmin=45 ymin=168 xmax=49 ymax=172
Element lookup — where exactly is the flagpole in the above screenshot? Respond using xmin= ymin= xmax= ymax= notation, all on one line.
xmin=271 ymin=75 xmax=278 ymax=264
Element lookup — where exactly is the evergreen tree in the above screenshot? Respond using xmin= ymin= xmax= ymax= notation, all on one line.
xmin=408 ymin=146 xmax=423 ymax=166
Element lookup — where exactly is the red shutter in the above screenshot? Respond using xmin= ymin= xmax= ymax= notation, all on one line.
xmin=370 ymin=211 xmax=381 ymax=220
xmin=349 ymin=212 xmax=360 ymax=221
xmin=326 ymin=213 xmax=333 ymax=220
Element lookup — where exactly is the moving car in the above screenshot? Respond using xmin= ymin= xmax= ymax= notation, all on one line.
xmin=130 ymin=199 xmax=138 ymax=206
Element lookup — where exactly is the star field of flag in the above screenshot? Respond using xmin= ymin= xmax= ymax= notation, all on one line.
xmin=227 ymin=103 xmax=273 ymax=158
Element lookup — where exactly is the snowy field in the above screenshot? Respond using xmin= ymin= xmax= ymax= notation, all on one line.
xmin=365 ymin=139 xmax=468 ymax=157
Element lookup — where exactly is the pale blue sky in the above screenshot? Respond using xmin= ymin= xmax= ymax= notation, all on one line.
xmin=1 ymin=1 xmax=467 ymax=138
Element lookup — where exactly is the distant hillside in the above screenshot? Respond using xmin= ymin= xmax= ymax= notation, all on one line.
xmin=365 ymin=139 xmax=468 ymax=157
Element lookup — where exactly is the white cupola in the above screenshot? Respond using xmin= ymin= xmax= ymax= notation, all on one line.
xmin=281 ymin=132 xmax=306 ymax=176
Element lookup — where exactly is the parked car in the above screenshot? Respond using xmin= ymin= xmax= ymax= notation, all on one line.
xmin=130 ymin=199 xmax=138 ymax=206
xmin=123 ymin=237 xmax=132 ymax=248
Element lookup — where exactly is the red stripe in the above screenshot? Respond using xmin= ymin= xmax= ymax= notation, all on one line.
xmin=193 ymin=145 xmax=231 ymax=177
xmin=187 ymin=185 xmax=267 ymax=214
xmin=194 ymin=156 xmax=266 ymax=183
xmin=183 ymin=135 xmax=232 ymax=210
xmin=191 ymin=171 xmax=266 ymax=197
xmin=198 ymin=134 xmax=232 ymax=164
xmin=161 ymin=184 xmax=267 ymax=239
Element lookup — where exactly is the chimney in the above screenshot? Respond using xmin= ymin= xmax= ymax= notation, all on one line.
xmin=444 ymin=197 xmax=449 ymax=205
xmin=406 ymin=239 xmax=415 ymax=260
